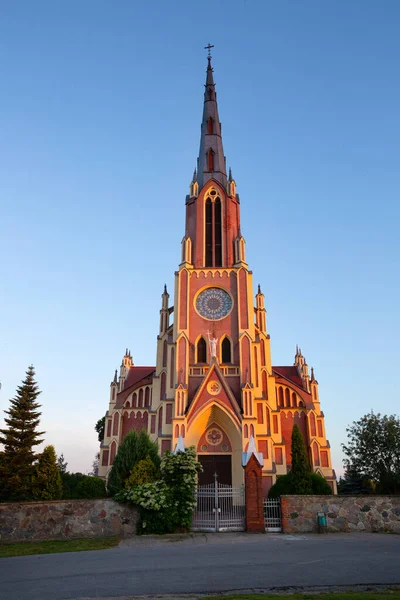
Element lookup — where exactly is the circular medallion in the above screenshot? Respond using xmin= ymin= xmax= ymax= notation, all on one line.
xmin=195 ymin=287 xmax=233 ymax=321
xmin=201 ymin=444 xmax=208 ymax=452
xmin=206 ymin=428 xmax=223 ymax=446
xmin=207 ymin=380 xmax=221 ymax=395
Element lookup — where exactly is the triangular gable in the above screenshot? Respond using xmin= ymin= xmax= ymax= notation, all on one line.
xmin=186 ymin=360 xmax=242 ymax=426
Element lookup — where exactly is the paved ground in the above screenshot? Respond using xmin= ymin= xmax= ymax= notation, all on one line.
xmin=0 ymin=532 xmax=399 ymax=600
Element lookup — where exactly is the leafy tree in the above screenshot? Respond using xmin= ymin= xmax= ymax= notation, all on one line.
xmin=57 ymin=453 xmax=68 ymax=474
xmin=290 ymin=424 xmax=312 ymax=494
xmin=0 ymin=366 xmax=45 ymax=501
xmin=107 ymin=430 xmax=160 ymax=496
xmin=342 ymin=411 xmax=400 ymax=494
xmin=89 ymin=452 xmax=100 ymax=476
xmin=32 ymin=445 xmax=63 ymax=500
xmin=95 ymin=417 xmax=106 ymax=442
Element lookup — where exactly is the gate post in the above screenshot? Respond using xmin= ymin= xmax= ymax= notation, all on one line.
xmin=243 ymin=453 xmax=265 ymax=533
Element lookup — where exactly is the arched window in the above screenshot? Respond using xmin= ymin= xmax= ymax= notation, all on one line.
xmin=221 ymin=337 xmax=231 ymax=363
xmin=181 ymin=424 xmax=185 ymax=438
xmin=214 ymin=198 xmax=221 ymax=266
xmin=162 ymin=340 xmax=167 ymax=368
xmin=244 ymin=424 xmax=248 ymax=438
xmin=310 ymin=412 xmax=316 ymax=437
xmin=208 ymin=149 xmax=214 ymax=171
xmin=145 ymin=387 xmax=150 ymax=407
xmin=197 ymin=337 xmax=207 ymax=363
xmin=110 ymin=441 xmax=117 ymax=465
xmin=170 ymin=347 xmax=175 ymax=389
xmin=138 ymin=388 xmax=143 ymax=408
xmin=205 ymin=191 xmax=222 ymax=268
xmin=205 ymin=198 xmax=212 ymax=267
xmin=278 ymin=387 xmax=284 ymax=407
xmin=262 ymin=371 xmax=268 ymax=398
xmin=112 ymin=413 xmax=119 ymax=436
xmin=285 ymin=388 xmax=290 ymax=407
xmin=250 ymin=424 xmax=255 ymax=437
xmin=132 ymin=393 xmax=137 ymax=408
xmin=160 ymin=372 xmax=166 ymax=400
xmin=291 ymin=392 xmax=296 ymax=407
xmin=175 ymin=424 xmax=179 ymax=438
xmin=207 ymin=117 xmax=213 ymax=134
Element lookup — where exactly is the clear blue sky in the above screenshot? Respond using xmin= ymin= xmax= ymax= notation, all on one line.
xmin=1 ymin=1 xmax=399 ymax=475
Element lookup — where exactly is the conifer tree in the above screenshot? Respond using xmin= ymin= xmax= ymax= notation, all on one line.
xmin=290 ymin=424 xmax=313 ymax=494
xmin=32 ymin=445 xmax=63 ymax=500
xmin=0 ymin=366 xmax=45 ymax=501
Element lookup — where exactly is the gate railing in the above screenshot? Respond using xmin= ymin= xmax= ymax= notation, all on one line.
xmin=191 ymin=481 xmax=245 ymax=532
xmin=263 ymin=497 xmax=282 ymax=532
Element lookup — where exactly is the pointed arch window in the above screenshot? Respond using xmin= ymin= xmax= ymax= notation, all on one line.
xmin=221 ymin=337 xmax=231 ymax=363
xmin=205 ymin=191 xmax=222 ymax=268
xmin=208 ymin=149 xmax=214 ymax=172
xmin=197 ymin=337 xmax=207 ymax=363
xmin=207 ymin=117 xmax=214 ymax=134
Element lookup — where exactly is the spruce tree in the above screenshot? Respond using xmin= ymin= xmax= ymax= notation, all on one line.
xmin=0 ymin=366 xmax=45 ymax=501
xmin=290 ymin=424 xmax=313 ymax=494
xmin=32 ymin=445 xmax=63 ymax=500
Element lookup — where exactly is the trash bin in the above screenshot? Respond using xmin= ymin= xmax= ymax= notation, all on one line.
xmin=317 ymin=511 xmax=327 ymax=533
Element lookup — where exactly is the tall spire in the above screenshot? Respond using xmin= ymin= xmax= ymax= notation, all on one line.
xmin=197 ymin=52 xmax=227 ymax=190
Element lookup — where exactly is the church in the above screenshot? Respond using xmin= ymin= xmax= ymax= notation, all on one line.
xmin=98 ymin=54 xmax=337 ymax=495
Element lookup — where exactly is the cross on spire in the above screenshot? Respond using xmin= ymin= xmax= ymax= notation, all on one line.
xmin=204 ymin=43 xmax=214 ymax=58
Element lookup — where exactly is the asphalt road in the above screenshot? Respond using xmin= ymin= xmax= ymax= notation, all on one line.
xmin=1 ymin=532 xmax=399 ymax=600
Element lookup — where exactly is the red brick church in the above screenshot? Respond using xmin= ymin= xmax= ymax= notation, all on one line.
xmin=98 ymin=54 xmax=337 ymax=495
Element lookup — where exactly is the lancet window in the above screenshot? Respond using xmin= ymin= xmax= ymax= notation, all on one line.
xmin=197 ymin=337 xmax=207 ymax=363
xmin=205 ymin=189 xmax=222 ymax=267
xmin=221 ymin=337 xmax=231 ymax=363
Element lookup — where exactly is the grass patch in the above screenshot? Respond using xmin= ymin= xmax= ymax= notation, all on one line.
xmin=0 ymin=536 xmax=120 ymax=558
xmin=205 ymin=594 xmax=400 ymax=600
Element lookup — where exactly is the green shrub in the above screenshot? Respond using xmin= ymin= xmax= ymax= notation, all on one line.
xmin=125 ymin=455 xmax=160 ymax=487
xmin=76 ymin=476 xmax=106 ymax=498
xmin=117 ymin=446 xmax=202 ymax=534
xmin=268 ymin=473 xmax=293 ymax=498
xmin=310 ymin=472 xmax=332 ymax=495
xmin=107 ymin=430 xmax=160 ymax=496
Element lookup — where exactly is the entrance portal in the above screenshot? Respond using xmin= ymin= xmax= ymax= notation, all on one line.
xmin=198 ymin=455 xmax=232 ymax=485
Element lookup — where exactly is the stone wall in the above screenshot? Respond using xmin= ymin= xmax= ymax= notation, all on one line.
xmin=281 ymin=495 xmax=400 ymax=534
xmin=0 ymin=498 xmax=139 ymax=542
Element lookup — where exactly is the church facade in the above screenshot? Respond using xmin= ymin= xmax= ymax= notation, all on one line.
xmin=98 ymin=56 xmax=337 ymax=495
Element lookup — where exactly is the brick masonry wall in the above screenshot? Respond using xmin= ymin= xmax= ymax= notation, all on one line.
xmin=281 ymin=495 xmax=400 ymax=534
xmin=0 ymin=498 xmax=139 ymax=542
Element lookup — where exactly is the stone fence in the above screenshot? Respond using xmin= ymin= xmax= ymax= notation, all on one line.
xmin=0 ymin=498 xmax=139 ymax=543
xmin=281 ymin=495 xmax=400 ymax=534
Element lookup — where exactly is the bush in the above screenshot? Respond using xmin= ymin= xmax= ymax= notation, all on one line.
xmin=268 ymin=473 xmax=293 ymax=498
xmin=117 ymin=446 xmax=202 ymax=534
xmin=107 ymin=430 xmax=160 ymax=496
xmin=310 ymin=472 xmax=332 ymax=495
xmin=269 ymin=472 xmax=332 ymax=497
xmin=125 ymin=455 xmax=160 ymax=487
xmin=76 ymin=476 xmax=106 ymax=498
xmin=61 ymin=472 xmax=106 ymax=499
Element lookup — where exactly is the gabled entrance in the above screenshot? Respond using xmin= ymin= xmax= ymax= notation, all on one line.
xmin=198 ymin=455 xmax=232 ymax=486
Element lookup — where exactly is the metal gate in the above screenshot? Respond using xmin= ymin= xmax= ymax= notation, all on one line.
xmin=263 ymin=497 xmax=282 ymax=532
xmin=191 ymin=481 xmax=245 ymax=532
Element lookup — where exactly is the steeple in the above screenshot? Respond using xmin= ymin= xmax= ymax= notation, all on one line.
xmin=197 ymin=54 xmax=227 ymax=190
